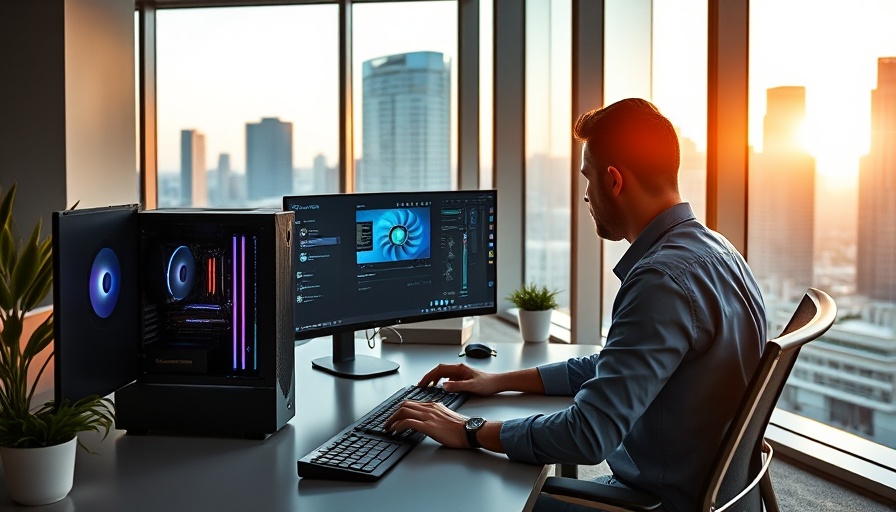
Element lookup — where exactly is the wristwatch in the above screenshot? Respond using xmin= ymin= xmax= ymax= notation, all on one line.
xmin=464 ymin=417 xmax=487 ymax=449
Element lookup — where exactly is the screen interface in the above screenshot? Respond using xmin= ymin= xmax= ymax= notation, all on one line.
xmin=284 ymin=190 xmax=497 ymax=339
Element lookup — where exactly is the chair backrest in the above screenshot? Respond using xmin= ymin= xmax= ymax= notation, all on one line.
xmin=700 ymin=288 xmax=837 ymax=511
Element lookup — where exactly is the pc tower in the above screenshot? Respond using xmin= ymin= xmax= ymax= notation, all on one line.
xmin=53 ymin=206 xmax=295 ymax=438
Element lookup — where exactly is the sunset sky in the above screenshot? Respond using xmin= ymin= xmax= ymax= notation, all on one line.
xmin=154 ymin=0 xmax=896 ymax=187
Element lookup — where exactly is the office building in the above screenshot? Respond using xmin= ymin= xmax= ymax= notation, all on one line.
xmin=773 ymin=295 xmax=896 ymax=448
xmin=358 ymin=51 xmax=450 ymax=192
xmin=215 ymin=153 xmax=232 ymax=205
xmin=180 ymin=129 xmax=207 ymax=207
xmin=748 ymin=86 xmax=816 ymax=299
xmin=246 ymin=117 xmax=293 ymax=202
xmin=312 ymin=153 xmax=338 ymax=194
xmin=858 ymin=57 xmax=896 ymax=302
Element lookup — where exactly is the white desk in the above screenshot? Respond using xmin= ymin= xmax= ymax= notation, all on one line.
xmin=0 ymin=337 xmax=598 ymax=512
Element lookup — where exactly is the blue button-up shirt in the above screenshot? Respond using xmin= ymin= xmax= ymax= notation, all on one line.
xmin=500 ymin=203 xmax=766 ymax=512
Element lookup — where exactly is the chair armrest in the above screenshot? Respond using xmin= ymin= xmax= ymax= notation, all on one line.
xmin=541 ymin=476 xmax=663 ymax=511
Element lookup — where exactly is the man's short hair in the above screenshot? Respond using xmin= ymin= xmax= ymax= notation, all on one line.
xmin=574 ymin=98 xmax=680 ymax=194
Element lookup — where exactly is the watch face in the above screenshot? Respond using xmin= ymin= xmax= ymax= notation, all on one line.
xmin=466 ymin=417 xmax=486 ymax=430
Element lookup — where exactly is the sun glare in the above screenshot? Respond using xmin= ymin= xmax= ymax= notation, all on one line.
xmin=796 ymin=112 xmax=869 ymax=184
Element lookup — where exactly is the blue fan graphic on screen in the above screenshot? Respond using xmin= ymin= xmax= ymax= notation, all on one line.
xmin=376 ymin=210 xmax=427 ymax=261
xmin=167 ymin=245 xmax=196 ymax=301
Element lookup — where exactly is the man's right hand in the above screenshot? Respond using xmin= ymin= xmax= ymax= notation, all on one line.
xmin=418 ymin=363 xmax=502 ymax=396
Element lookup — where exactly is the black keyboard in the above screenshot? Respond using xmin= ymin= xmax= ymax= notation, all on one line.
xmin=297 ymin=385 xmax=468 ymax=482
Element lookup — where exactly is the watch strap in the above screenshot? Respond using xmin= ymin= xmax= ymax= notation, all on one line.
xmin=465 ymin=417 xmax=485 ymax=449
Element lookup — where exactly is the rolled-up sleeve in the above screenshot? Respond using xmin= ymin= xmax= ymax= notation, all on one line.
xmin=499 ymin=267 xmax=694 ymax=465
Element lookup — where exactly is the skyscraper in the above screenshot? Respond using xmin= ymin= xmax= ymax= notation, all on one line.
xmin=180 ymin=129 xmax=206 ymax=207
xmin=312 ymin=153 xmax=338 ymax=194
xmin=857 ymin=57 xmax=896 ymax=302
xmin=246 ymin=117 xmax=293 ymax=202
xmin=748 ymin=86 xmax=816 ymax=298
xmin=216 ymin=153 xmax=232 ymax=205
xmin=359 ymin=51 xmax=450 ymax=192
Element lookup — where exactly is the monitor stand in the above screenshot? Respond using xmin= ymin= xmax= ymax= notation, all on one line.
xmin=311 ymin=331 xmax=400 ymax=379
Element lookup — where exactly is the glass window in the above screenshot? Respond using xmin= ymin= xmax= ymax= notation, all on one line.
xmin=155 ymin=5 xmax=339 ymax=208
xmin=524 ymin=0 xmax=572 ymax=314
xmin=749 ymin=0 xmax=896 ymax=451
xmin=351 ymin=1 xmax=458 ymax=193
xmin=479 ymin=0 xmax=494 ymax=190
xmin=601 ymin=0 xmax=706 ymax=332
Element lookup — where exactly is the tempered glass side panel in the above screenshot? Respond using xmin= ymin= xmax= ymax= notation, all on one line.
xmin=53 ymin=205 xmax=140 ymax=403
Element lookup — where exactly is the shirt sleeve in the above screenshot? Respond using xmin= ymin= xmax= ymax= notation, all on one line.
xmin=500 ymin=266 xmax=694 ymax=465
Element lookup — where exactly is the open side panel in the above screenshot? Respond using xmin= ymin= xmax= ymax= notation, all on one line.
xmin=53 ymin=205 xmax=140 ymax=404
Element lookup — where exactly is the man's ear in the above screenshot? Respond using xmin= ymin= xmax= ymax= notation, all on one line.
xmin=606 ymin=165 xmax=623 ymax=196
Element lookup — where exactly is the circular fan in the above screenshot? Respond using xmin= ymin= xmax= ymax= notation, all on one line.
xmin=89 ymin=247 xmax=121 ymax=319
xmin=166 ymin=245 xmax=196 ymax=301
xmin=375 ymin=209 xmax=426 ymax=260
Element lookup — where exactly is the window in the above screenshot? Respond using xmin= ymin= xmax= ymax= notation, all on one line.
xmin=155 ymin=5 xmax=339 ymax=208
xmin=600 ymin=0 xmax=707 ymax=333
xmin=351 ymin=1 xmax=457 ymax=193
xmin=479 ymin=0 xmax=494 ymax=190
xmin=524 ymin=0 xmax=571 ymax=314
xmin=749 ymin=0 xmax=896 ymax=451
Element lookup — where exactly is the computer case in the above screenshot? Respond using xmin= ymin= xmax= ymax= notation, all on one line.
xmin=53 ymin=206 xmax=295 ymax=438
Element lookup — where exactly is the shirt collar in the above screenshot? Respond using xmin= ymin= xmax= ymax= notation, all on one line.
xmin=613 ymin=202 xmax=696 ymax=281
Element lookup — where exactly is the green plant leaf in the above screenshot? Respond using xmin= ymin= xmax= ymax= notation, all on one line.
xmin=0 ymin=183 xmax=15 ymax=242
xmin=22 ymin=315 xmax=53 ymax=362
xmin=0 ymin=272 xmax=13 ymax=311
xmin=10 ymin=219 xmax=41 ymax=301
xmin=21 ymin=254 xmax=52 ymax=312
xmin=506 ymin=283 xmax=560 ymax=311
xmin=0 ymin=315 xmax=22 ymax=351
xmin=0 ymin=225 xmax=13 ymax=277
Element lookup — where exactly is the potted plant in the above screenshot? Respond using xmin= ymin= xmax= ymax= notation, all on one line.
xmin=0 ymin=184 xmax=115 ymax=506
xmin=507 ymin=283 xmax=559 ymax=343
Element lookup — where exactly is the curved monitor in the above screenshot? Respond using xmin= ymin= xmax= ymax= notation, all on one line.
xmin=283 ymin=190 xmax=497 ymax=378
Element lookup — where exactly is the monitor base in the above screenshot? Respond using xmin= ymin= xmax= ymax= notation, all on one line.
xmin=312 ymin=355 xmax=399 ymax=379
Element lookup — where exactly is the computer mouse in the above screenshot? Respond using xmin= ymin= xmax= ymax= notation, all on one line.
xmin=462 ymin=342 xmax=496 ymax=359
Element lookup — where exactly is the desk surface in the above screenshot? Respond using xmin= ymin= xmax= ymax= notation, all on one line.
xmin=0 ymin=334 xmax=598 ymax=512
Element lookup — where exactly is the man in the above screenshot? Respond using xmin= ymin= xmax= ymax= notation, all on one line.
xmin=385 ymin=98 xmax=767 ymax=512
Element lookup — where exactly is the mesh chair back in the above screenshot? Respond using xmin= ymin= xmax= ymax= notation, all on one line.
xmin=702 ymin=289 xmax=837 ymax=511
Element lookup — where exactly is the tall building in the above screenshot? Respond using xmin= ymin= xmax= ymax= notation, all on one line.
xmin=359 ymin=51 xmax=450 ymax=192
xmin=312 ymin=153 xmax=338 ymax=194
xmin=748 ymin=86 xmax=816 ymax=299
xmin=246 ymin=117 xmax=293 ymax=202
xmin=180 ymin=129 xmax=206 ymax=207
xmin=216 ymin=153 xmax=232 ymax=205
xmin=857 ymin=57 xmax=896 ymax=302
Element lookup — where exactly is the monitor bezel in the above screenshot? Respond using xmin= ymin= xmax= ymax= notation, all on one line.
xmin=283 ymin=189 xmax=498 ymax=343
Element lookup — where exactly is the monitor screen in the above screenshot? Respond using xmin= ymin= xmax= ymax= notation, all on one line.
xmin=283 ymin=189 xmax=497 ymax=378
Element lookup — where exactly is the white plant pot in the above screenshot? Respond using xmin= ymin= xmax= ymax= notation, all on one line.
xmin=518 ymin=309 xmax=553 ymax=342
xmin=0 ymin=437 xmax=77 ymax=506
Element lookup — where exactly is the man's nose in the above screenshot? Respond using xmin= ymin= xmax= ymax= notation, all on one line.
xmin=583 ymin=195 xmax=589 ymax=203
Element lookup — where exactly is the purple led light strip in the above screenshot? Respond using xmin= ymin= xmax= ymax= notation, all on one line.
xmin=232 ymin=236 xmax=238 ymax=370
xmin=241 ymin=235 xmax=247 ymax=371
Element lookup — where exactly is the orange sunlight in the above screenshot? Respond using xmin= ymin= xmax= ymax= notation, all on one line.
xmin=797 ymin=111 xmax=869 ymax=185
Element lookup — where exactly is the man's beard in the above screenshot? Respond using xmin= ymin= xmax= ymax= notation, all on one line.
xmin=591 ymin=182 xmax=625 ymax=242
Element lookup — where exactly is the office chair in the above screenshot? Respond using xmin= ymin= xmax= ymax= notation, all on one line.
xmin=540 ymin=288 xmax=837 ymax=512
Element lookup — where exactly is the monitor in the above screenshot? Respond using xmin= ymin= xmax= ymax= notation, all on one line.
xmin=283 ymin=190 xmax=497 ymax=378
